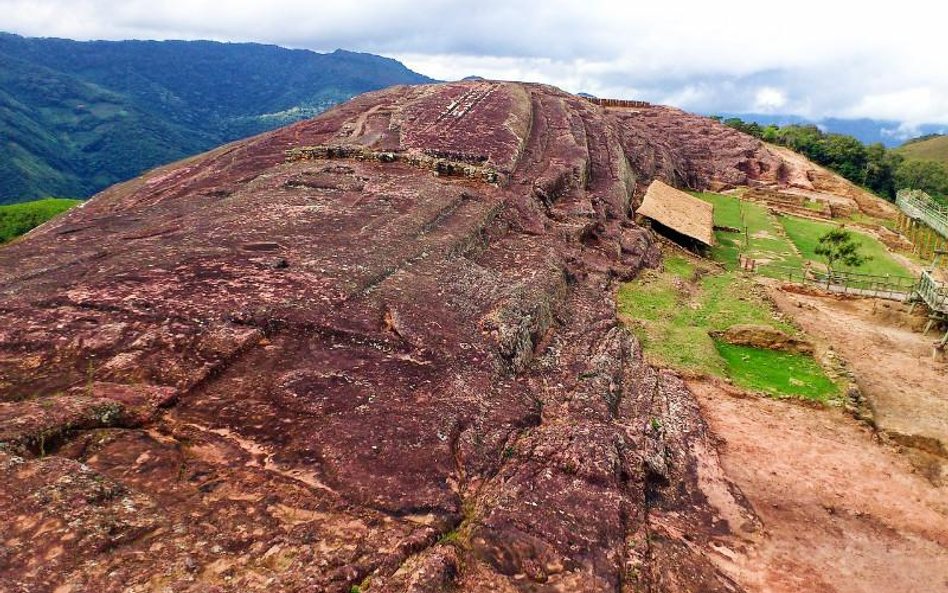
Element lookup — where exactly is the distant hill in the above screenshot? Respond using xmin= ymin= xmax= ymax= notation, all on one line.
xmin=714 ymin=112 xmax=947 ymax=148
xmin=0 ymin=33 xmax=434 ymax=204
xmin=897 ymin=134 xmax=948 ymax=165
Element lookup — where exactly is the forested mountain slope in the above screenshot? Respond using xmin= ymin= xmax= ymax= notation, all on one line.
xmin=0 ymin=33 xmax=433 ymax=203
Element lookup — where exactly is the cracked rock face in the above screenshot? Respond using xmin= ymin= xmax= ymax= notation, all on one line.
xmin=1 ymin=82 xmax=775 ymax=592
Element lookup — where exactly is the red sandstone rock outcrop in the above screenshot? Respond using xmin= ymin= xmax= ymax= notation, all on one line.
xmin=611 ymin=105 xmax=896 ymax=218
xmin=1 ymin=81 xmax=844 ymax=592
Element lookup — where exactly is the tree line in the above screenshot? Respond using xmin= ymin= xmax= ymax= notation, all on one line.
xmin=716 ymin=118 xmax=948 ymax=205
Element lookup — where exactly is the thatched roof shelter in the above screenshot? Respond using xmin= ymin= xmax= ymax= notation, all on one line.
xmin=635 ymin=180 xmax=715 ymax=247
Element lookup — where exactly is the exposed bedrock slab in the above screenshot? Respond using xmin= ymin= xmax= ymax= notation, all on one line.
xmin=0 ymin=81 xmax=812 ymax=592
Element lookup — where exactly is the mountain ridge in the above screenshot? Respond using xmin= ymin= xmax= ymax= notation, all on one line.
xmin=0 ymin=32 xmax=434 ymax=203
xmin=896 ymin=133 xmax=948 ymax=164
xmin=713 ymin=111 xmax=947 ymax=147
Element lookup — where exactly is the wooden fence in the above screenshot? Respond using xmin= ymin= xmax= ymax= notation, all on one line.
xmin=584 ymin=97 xmax=652 ymax=109
xmin=764 ymin=263 xmax=947 ymax=315
xmin=767 ymin=265 xmax=919 ymax=301
xmin=764 ymin=262 xmax=947 ymax=351
xmin=916 ymin=270 xmax=948 ymax=314
xmin=897 ymin=190 xmax=948 ymax=240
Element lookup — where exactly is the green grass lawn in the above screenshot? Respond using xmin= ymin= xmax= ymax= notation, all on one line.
xmin=691 ymin=191 xmax=743 ymax=228
xmin=618 ymin=254 xmax=838 ymax=400
xmin=694 ymin=191 xmax=913 ymax=279
xmin=0 ymin=198 xmax=81 ymax=243
xmin=778 ymin=215 xmax=913 ymax=277
xmin=618 ymin=257 xmax=726 ymax=376
xmin=619 ymin=192 xmax=904 ymax=400
xmin=715 ymin=341 xmax=839 ymax=401
xmin=693 ymin=192 xmax=804 ymax=274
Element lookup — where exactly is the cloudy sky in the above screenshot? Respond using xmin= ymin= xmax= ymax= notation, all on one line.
xmin=3 ymin=0 xmax=947 ymax=128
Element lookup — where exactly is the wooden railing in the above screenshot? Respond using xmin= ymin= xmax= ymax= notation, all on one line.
xmin=767 ymin=265 xmax=918 ymax=301
xmin=584 ymin=97 xmax=652 ymax=109
xmin=916 ymin=270 xmax=948 ymax=313
xmin=897 ymin=190 xmax=948 ymax=239
xmin=767 ymin=265 xmax=946 ymax=314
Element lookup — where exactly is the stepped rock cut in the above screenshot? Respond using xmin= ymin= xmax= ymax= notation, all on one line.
xmin=0 ymin=81 xmax=849 ymax=592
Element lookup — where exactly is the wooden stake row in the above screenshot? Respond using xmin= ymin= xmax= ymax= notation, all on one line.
xmin=897 ymin=212 xmax=947 ymax=265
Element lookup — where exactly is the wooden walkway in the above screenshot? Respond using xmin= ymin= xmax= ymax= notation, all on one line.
xmin=769 ymin=266 xmax=918 ymax=303
xmin=897 ymin=190 xmax=948 ymax=238
xmin=897 ymin=190 xmax=948 ymax=241
xmin=770 ymin=265 xmax=947 ymax=349
xmin=824 ymin=284 xmax=912 ymax=301
xmin=912 ymin=271 xmax=948 ymax=314
xmin=908 ymin=271 xmax=948 ymax=349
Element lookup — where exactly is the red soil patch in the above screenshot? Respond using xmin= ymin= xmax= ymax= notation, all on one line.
xmin=690 ymin=379 xmax=948 ymax=593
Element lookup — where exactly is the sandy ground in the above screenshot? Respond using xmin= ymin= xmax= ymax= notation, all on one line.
xmin=690 ymin=379 xmax=948 ymax=593
xmin=765 ymin=285 xmax=948 ymax=482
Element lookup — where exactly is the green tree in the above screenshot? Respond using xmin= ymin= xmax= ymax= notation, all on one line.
xmin=773 ymin=125 xmax=827 ymax=163
xmin=760 ymin=124 xmax=780 ymax=143
xmin=864 ymin=143 xmax=902 ymax=199
xmin=814 ymin=227 xmax=870 ymax=282
xmin=723 ymin=117 xmax=764 ymax=138
xmin=895 ymin=159 xmax=948 ymax=202
xmin=717 ymin=117 xmax=948 ymax=203
xmin=820 ymin=134 xmax=868 ymax=185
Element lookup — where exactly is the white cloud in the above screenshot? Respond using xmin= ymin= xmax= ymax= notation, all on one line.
xmin=843 ymin=88 xmax=948 ymax=126
xmin=1 ymin=0 xmax=946 ymax=124
xmin=882 ymin=122 xmax=924 ymax=142
xmin=753 ymin=87 xmax=788 ymax=112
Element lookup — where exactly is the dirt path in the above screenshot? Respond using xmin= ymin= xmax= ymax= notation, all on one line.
xmin=690 ymin=379 xmax=948 ymax=593
xmin=765 ymin=285 xmax=948 ymax=482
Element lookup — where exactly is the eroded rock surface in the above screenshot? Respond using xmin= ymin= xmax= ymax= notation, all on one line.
xmin=0 ymin=82 xmax=845 ymax=592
